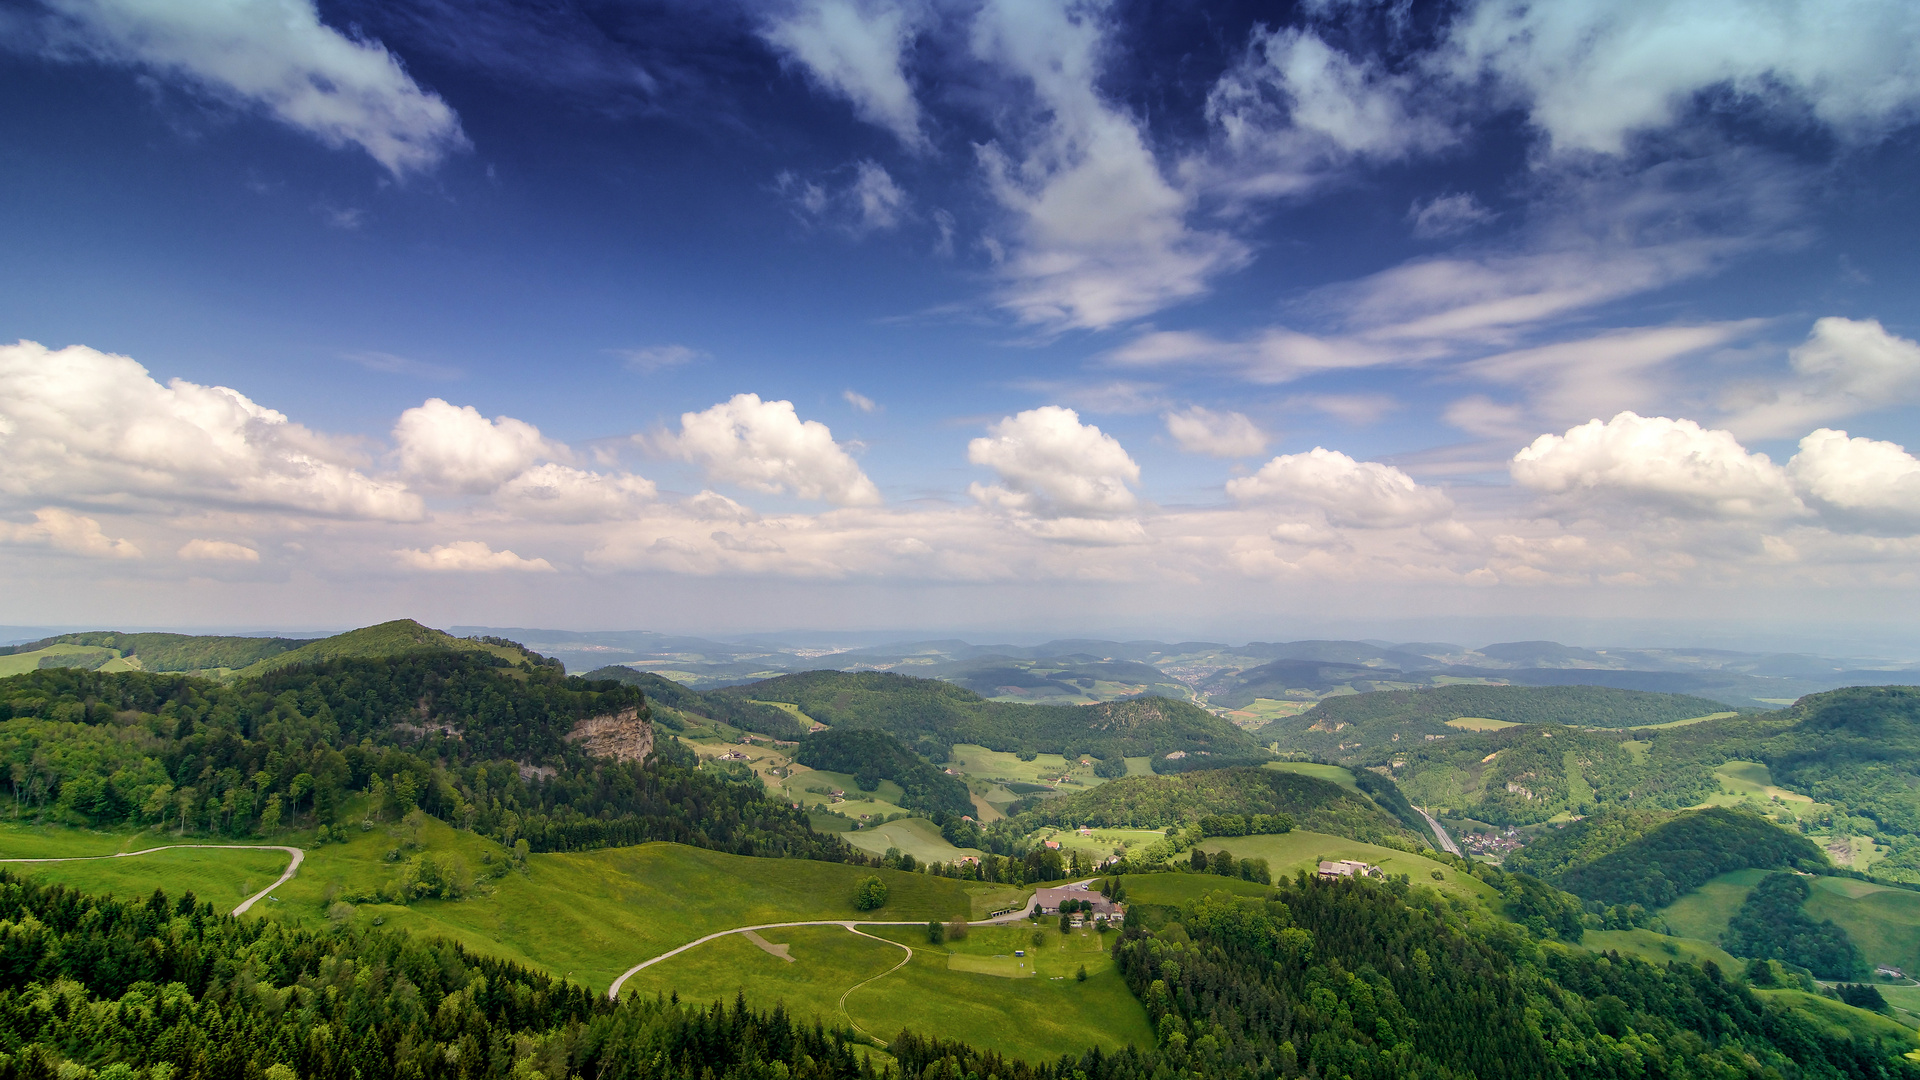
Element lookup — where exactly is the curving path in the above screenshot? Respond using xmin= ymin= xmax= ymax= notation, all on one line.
xmin=604 ymin=878 xmax=1100 ymax=1002
xmin=0 ymin=844 xmax=304 ymax=916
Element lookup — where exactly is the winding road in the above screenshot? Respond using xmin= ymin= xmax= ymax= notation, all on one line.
xmin=0 ymin=844 xmax=304 ymax=916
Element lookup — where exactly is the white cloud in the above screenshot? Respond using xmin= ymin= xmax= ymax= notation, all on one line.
xmin=777 ymin=160 xmax=907 ymax=235
xmin=178 ymin=538 xmax=259 ymax=562
xmin=967 ymin=406 xmax=1139 ymax=517
xmin=659 ymin=394 xmax=881 ymax=506
xmin=843 ymin=389 xmax=879 ymax=413
xmin=0 ymin=507 xmax=141 ymax=558
xmin=1227 ymin=448 xmax=1452 ymax=528
xmin=494 ymin=463 xmax=655 ymax=523
xmin=1726 ymin=317 xmax=1920 ymax=438
xmin=1408 ymin=193 xmax=1496 ymax=239
xmin=969 ymin=0 xmax=1248 ymax=330
xmin=1207 ymin=25 xmax=1452 ymax=198
xmin=392 ymin=398 xmax=558 ymax=493
xmin=1165 ymin=406 xmax=1267 ymax=457
xmin=1788 ymin=428 xmax=1920 ymax=531
xmin=1443 ymin=395 xmax=1530 ymax=439
xmin=1466 ymin=321 xmax=1764 ymax=430
xmin=762 ymin=0 xmax=928 ymax=150
xmin=397 ymin=540 xmax=554 ymax=572
xmin=1511 ymin=411 xmax=1803 ymax=518
xmin=40 ymin=0 xmax=468 ymax=176
xmin=1291 ymin=394 xmax=1400 ymax=426
xmin=618 ymin=344 xmax=705 ymax=373
xmin=0 ymin=340 xmax=421 ymax=520
xmin=1442 ymin=0 xmax=1920 ymax=155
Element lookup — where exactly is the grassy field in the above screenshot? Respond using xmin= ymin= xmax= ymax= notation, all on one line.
xmin=1042 ymin=827 xmax=1167 ymax=863
xmin=1806 ymin=876 xmax=1920 ymax=976
xmin=1261 ymin=761 xmax=1361 ymax=791
xmin=841 ymin=817 xmax=984 ymax=863
xmin=1226 ymin=699 xmax=1312 ymax=726
xmin=1619 ymin=712 xmax=1739 ymax=730
xmin=1194 ymin=830 xmax=1499 ymax=906
xmin=1579 ymin=928 xmax=1741 ymax=971
xmin=1659 ymin=867 xmax=1770 ymax=942
xmin=0 ymin=643 xmax=120 ymax=677
xmin=1753 ymin=988 xmax=1920 ymax=1048
xmin=618 ymin=915 xmax=1151 ymax=1062
xmin=1446 ymin=717 xmax=1521 ymax=732
xmin=1119 ymin=873 xmax=1271 ymax=907
xmin=2 ymin=845 xmax=293 ymax=911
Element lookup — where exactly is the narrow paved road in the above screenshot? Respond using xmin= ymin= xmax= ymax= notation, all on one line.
xmin=0 ymin=844 xmax=304 ymax=916
xmin=1415 ymin=808 xmax=1462 ymax=857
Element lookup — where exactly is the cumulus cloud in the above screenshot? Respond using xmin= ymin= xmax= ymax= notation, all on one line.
xmin=1165 ymin=406 xmax=1267 ymax=457
xmin=1788 ymin=428 xmax=1920 ymax=531
xmin=969 ymin=0 xmax=1248 ymax=330
xmin=396 ymin=540 xmax=554 ymax=572
xmin=1511 ymin=411 xmax=1802 ymax=517
xmin=178 ymin=538 xmax=259 ymax=562
xmin=1727 ymin=317 xmax=1920 ymax=438
xmin=493 ymin=463 xmax=655 ymax=523
xmin=659 ymin=394 xmax=881 ymax=506
xmin=1442 ymin=0 xmax=1920 ymax=155
xmin=762 ymin=0 xmax=928 ymax=150
xmin=36 ymin=0 xmax=468 ymax=176
xmin=392 ymin=398 xmax=558 ymax=493
xmin=0 ymin=340 xmax=421 ymax=520
xmin=0 ymin=507 xmax=141 ymax=558
xmin=968 ymin=406 xmax=1139 ymax=518
xmin=1227 ymin=448 xmax=1452 ymax=528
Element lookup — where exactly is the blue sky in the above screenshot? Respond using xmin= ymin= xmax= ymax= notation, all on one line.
xmin=3 ymin=0 xmax=1920 ymax=644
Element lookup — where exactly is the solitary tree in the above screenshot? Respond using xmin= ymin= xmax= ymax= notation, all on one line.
xmin=853 ymin=876 xmax=889 ymax=911
xmin=926 ymin=920 xmax=945 ymax=944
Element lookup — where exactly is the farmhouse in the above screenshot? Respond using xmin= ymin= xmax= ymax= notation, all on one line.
xmin=1318 ymin=859 xmax=1382 ymax=879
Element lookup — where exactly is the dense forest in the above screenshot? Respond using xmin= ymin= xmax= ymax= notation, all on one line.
xmin=0 ymin=655 xmax=849 ymax=861
xmin=1106 ymin=870 xmax=1914 ymax=1080
xmin=794 ymin=729 xmax=973 ymax=818
xmin=1005 ymin=768 xmax=1425 ymax=851
xmin=1512 ymin=808 xmax=1829 ymax=908
xmin=1264 ymin=684 xmax=1736 ymax=756
xmin=1721 ymin=873 xmax=1865 ymax=979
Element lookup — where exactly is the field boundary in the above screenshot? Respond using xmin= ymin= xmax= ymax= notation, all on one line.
xmin=0 ymin=844 xmax=304 ymax=916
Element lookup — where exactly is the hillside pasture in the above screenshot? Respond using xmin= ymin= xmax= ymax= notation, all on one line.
xmin=1 ymin=842 xmax=292 ymax=911
xmin=1657 ymin=868 xmax=1770 ymax=942
xmin=1261 ymin=761 xmax=1361 ymax=791
xmin=1806 ymin=876 xmax=1920 ymax=977
xmin=840 ymin=816 xmax=984 ymax=864
xmin=1446 ymin=717 xmax=1521 ymax=732
xmin=1193 ymin=830 xmax=1498 ymax=905
xmin=1578 ymin=928 xmax=1741 ymax=971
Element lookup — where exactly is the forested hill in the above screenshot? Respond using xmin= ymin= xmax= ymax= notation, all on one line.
xmin=1507 ymin=806 xmax=1831 ymax=907
xmin=1260 ymin=683 xmax=1737 ymax=756
xmin=0 ymin=648 xmax=846 ymax=860
xmin=0 ymin=630 xmax=309 ymax=672
xmin=1008 ymin=767 xmax=1427 ymax=850
xmin=717 ymin=669 xmax=1268 ymax=770
xmin=585 ymin=665 xmax=811 ymax=740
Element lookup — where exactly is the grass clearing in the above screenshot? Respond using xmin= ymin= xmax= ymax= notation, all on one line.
xmin=1620 ymin=712 xmax=1739 ymax=731
xmin=1261 ymin=761 xmax=1361 ymax=791
xmin=1446 ymin=717 xmax=1522 ymax=732
xmin=1194 ymin=830 xmax=1499 ymax=906
xmin=1658 ymin=868 xmax=1770 ymax=942
xmin=4 ymin=846 xmax=292 ymax=910
xmin=1041 ymin=827 xmax=1166 ymax=864
xmin=1577 ymin=928 xmax=1741 ymax=971
xmin=1226 ymin=699 xmax=1312 ymax=725
xmin=1806 ymin=876 xmax=1920 ymax=976
xmin=841 ymin=817 xmax=983 ymax=863
xmin=0 ymin=643 xmax=119 ymax=677
xmin=620 ymin=924 xmax=902 ymax=1023
xmin=1753 ymin=988 xmax=1920 ymax=1048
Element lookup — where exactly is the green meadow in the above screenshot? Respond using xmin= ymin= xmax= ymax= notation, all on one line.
xmin=840 ymin=816 xmax=985 ymax=863
xmin=2 ymin=844 xmax=292 ymax=911
xmin=1193 ymin=829 xmax=1499 ymax=905
xmin=1261 ymin=761 xmax=1362 ymax=791
xmin=1578 ymin=928 xmax=1741 ymax=971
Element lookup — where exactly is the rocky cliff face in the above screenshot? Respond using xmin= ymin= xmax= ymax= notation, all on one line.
xmin=567 ymin=706 xmax=654 ymax=763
